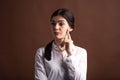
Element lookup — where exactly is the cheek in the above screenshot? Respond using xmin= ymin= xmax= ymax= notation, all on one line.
xmin=61 ymin=25 xmax=69 ymax=32
xmin=51 ymin=27 xmax=53 ymax=32
xmin=62 ymin=26 xmax=69 ymax=32
xmin=51 ymin=27 xmax=55 ymax=36
xmin=61 ymin=28 xmax=67 ymax=35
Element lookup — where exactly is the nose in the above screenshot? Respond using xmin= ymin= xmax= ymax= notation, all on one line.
xmin=54 ymin=23 xmax=59 ymax=30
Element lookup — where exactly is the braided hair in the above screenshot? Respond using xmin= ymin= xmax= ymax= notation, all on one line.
xmin=44 ymin=40 xmax=54 ymax=60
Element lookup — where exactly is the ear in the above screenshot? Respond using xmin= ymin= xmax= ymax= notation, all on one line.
xmin=68 ymin=27 xmax=73 ymax=32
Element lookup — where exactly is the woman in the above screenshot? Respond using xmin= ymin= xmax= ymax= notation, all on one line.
xmin=35 ymin=8 xmax=87 ymax=80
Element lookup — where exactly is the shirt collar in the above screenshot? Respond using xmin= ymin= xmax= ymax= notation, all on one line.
xmin=52 ymin=41 xmax=76 ymax=53
xmin=52 ymin=41 xmax=62 ymax=52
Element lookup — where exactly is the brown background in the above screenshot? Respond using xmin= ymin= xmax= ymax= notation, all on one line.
xmin=0 ymin=0 xmax=120 ymax=80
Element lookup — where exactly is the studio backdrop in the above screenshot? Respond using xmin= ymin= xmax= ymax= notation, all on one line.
xmin=1 ymin=0 xmax=120 ymax=80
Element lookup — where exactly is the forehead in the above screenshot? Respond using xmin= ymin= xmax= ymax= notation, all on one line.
xmin=51 ymin=16 xmax=67 ymax=22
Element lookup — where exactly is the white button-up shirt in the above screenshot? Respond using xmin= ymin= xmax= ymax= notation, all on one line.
xmin=35 ymin=42 xmax=87 ymax=80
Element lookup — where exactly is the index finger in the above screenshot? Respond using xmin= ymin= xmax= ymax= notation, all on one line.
xmin=67 ymin=30 xmax=71 ymax=40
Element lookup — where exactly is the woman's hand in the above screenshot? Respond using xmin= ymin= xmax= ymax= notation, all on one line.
xmin=59 ymin=30 xmax=74 ymax=56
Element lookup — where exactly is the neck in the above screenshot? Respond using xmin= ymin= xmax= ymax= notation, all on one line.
xmin=54 ymin=38 xmax=64 ymax=46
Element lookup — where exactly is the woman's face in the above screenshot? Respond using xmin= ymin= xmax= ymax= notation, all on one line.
xmin=50 ymin=16 xmax=73 ymax=40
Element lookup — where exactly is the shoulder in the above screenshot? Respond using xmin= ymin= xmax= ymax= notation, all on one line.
xmin=35 ymin=47 xmax=45 ymax=57
xmin=74 ymin=46 xmax=87 ymax=56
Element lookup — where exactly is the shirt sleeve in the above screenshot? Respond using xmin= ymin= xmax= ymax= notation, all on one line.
xmin=35 ymin=48 xmax=48 ymax=80
xmin=65 ymin=47 xmax=87 ymax=80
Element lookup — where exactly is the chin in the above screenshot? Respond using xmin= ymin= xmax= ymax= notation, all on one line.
xmin=54 ymin=36 xmax=64 ymax=40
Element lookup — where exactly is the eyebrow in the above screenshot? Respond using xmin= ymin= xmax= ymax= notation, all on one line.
xmin=51 ymin=19 xmax=65 ymax=23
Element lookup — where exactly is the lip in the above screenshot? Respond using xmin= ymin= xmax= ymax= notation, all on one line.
xmin=54 ymin=32 xmax=60 ymax=35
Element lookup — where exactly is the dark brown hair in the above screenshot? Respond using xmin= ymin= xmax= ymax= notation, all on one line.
xmin=44 ymin=40 xmax=54 ymax=60
xmin=44 ymin=8 xmax=75 ymax=60
xmin=50 ymin=8 xmax=75 ymax=29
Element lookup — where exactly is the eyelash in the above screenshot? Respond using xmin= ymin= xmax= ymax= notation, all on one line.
xmin=51 ymin=22 xmax=56 ymax=26
xmin=51 ymin=22 xmax=64 ymax=26
xmin=59 ymin=23 xmax=64 ymax=26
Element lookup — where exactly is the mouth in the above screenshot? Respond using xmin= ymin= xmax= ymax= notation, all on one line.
xmin=54 ymin=32 xmax=60 ymax=35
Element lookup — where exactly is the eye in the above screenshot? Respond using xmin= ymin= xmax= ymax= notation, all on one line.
xmin=51 ymin=22 xmax=56 ymax=26
xmin=59 ymin=22 xmax=64 ymax=26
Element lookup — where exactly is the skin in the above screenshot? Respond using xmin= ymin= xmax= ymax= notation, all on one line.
xmin=50 ymin=16 xmax=74 ymax=56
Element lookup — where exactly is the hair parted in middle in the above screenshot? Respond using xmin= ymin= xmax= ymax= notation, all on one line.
xmin=50 ymin=8 xmax=75 ymax=29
